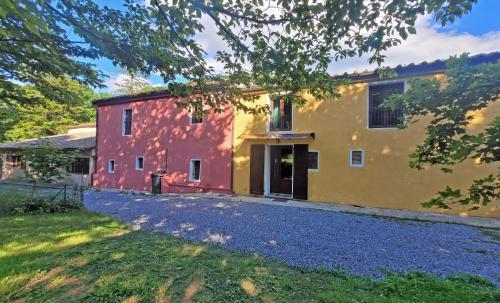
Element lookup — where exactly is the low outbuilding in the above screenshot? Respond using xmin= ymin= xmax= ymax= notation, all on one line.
xmin=0 ymin=124 xmax=96 ymax=186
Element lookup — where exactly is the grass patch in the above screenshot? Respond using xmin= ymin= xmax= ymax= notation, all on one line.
xmin=0 ymin=212 xmax=497 ymax=302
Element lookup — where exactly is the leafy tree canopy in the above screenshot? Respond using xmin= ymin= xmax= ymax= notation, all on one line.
xmin=0 ymin=0 xmax=478 ymax=112
xmin=386 ymin=54 xmax=499 ymax=210
xmin=114 ymin=72 xmax=164 ymax=95
xmin=0 ymin=76 xmax=102 ymax=142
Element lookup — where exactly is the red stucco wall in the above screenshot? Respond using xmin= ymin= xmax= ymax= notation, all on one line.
xmin=92 ymin=97 xmax=233 ymax=193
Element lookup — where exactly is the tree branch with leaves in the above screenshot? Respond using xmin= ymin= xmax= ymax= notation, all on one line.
xmin=386 ymin=54 xmax=499 ymax=210
xmin=1 ymin=0 xmax=479 ymax=112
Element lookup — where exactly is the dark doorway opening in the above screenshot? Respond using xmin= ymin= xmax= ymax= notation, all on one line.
xmin=270 ymin=145 xmax=293 ymax=195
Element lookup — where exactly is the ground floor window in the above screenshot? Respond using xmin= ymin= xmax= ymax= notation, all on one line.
xmin=350 ymin=149 xmax=364 ymax=167
xmin=108 ymin=160 xmax=115 ymax=173
xmin=308 ymin=151 xmax=319 ymax=171
xmin=189 ymin=159 xmax=201 ymax=181
xmin=136 ymin=156 xmax=144 ymax=170
xmin=66 ymin=157 xmax=90 ymax=174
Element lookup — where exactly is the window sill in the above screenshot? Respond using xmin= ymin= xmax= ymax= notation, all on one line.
xmin=367 ymin=127 xmax=399 ymax=130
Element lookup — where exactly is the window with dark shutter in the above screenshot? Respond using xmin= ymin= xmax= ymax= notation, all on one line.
xmin=270 ymin=97 xmax=292 ymax=131
xmin=308 ymin=151 xmax=319 ymax=171
xmin=368 ymin=82 xmax=404 ymax=128
xmin=123 ymin=108 xmax=132 ymax=135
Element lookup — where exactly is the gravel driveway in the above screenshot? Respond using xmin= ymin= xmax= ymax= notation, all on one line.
xmin=84 ymin=190 xmax=500 ymax=283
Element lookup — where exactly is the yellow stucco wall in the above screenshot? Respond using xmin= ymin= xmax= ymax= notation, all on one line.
xmin=232 ymin=75 xmax=500 ymax=218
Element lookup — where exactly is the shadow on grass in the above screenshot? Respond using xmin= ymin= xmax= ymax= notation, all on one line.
xmin=0 ymin=211 xmax=497 ymax=303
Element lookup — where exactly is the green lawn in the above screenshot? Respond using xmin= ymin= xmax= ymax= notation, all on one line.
xmin=0 ymin=212 xmax=498 ymax=303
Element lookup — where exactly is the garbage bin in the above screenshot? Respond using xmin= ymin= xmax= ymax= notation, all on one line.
xmin=151 ymin=171 xmax=166 ymax=194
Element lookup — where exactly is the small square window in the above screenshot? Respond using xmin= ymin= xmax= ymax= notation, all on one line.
xmin=136 ymin=157 xmax=144 ymax=170
xmin=189 ymin=159 xmax=201 ymax=181
xmin=350 ymin=150 xmax=364 ymax=167
xmin=108 ymin=160 xmax=115 ymax=173
xmin=190 ymin=108 xmax=204 ymax=124
xmin=308 ymin=151 xmax=319 ymax=171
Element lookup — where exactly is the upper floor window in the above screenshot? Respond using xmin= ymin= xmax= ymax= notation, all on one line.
xmin=368 ymin=82 xmax=404 ymax=128
xmin=122 ymin=108 xmax=132 ymax=135
xmin=190 ymin=108 xmax=204 ymax=124
xmin=270 ymin=96 xmax=292 ymax=131
xmin=66 ymin=157 xmax=90 ymax=174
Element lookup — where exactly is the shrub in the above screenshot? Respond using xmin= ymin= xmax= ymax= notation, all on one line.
xmin=10 ymin=198 xmax=82 ymax=215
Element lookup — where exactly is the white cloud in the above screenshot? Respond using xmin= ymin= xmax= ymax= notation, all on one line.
xmin=104 ymin=73 xmax=153 ymax=92
xmin=328 ymin=15 xmax=500 ymax=74
xmin=193 ymin=13 xmax=499 ymax=76
xmin=138 ymin=5 xmax=499 ymax=76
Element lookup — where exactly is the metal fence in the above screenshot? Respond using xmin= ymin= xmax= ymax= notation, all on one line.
xmin=0 ymin=181 xmax=84 ymax=203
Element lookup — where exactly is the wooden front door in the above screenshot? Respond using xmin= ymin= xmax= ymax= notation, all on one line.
xmin=293 ymin=144 xmax=308 ymax=200
xmin=250 ymin=144 xmax=265 ymax=195
xmin=270 ymin=145 xmax=293 ymax=195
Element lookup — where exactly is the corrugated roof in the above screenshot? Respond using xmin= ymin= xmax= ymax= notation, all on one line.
xmin=0 ymin=129 xmax=95 ymax=150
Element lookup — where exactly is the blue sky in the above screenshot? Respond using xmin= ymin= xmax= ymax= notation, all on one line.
xmin=94 ymin=0 xmax=500 ymax=91
xmin=436 ymin=0 xmax=500 ymax=35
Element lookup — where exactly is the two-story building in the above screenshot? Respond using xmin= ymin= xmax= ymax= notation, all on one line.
xmin=92 ymin=52 xmax=499 ymax=218
xmin=92 ymin=91 xmax=233 ymax=194
xmin=232 ymin=53 xmax=500 ymax=217
xmin=0 ymin=124 xmax=96 ymax=186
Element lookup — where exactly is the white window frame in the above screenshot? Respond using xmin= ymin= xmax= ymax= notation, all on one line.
xmin=366 ymin=80 xmax=406 ymax=130
xmin=189 ymin=109 xmax=204 ymax=125
xmin=122 ymin=108 xmax=132 ymax=136
xmin=189 ymin=159 xmax=201 ymax=182
xmin=349 ymin=149 xmax=365 ymax=168
xmin=108 ymin=159 xmax=115 ymax=173
xmin=135 ymin=156 xmax=144 ymax=171
xmin=308 ymin=150 xmax=320 ymax=172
